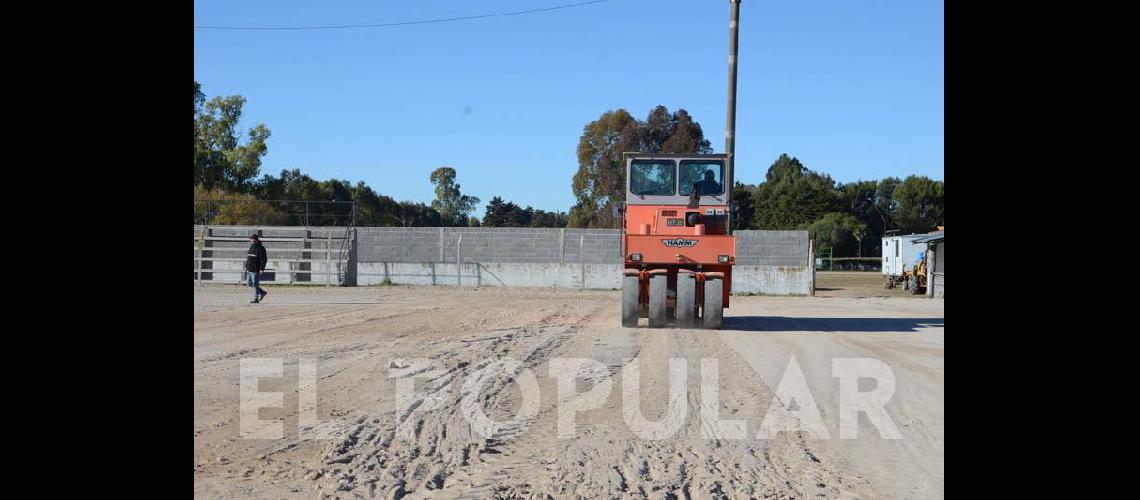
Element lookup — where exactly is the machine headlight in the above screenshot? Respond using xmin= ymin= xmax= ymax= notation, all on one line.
xmin=630 ymin=253 xmax=642 ymax=262
xmin=718 ymin=255 xmax=730 ymax=263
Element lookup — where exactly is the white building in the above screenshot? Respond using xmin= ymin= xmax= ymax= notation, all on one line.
xmin=881 ymin=233 xmax=926 ymax=287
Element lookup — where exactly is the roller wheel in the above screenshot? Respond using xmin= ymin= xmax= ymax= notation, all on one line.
xmin=675 ymin=272 xmax=697 ymax=327
xmin=703 ymin=278 xmax=723 ymax=329
xmin=648 ymin=273 xmax=667 ymax=328
xmin=622 ymin=275 xmax=639 ymax=327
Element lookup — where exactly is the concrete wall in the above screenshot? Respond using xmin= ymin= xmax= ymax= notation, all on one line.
xmin=935 ymin=241 xmax=944 ymax=273
xmin=929 ymin=241 xmax=944 ymax=298
xmin=196 ymin=226 xmax=813 ymax=295
xmin=735 ymin=230 xmax=809 ymax=266
xmin=732 ymin=230 xmax=812 ymax=295
xmin=355 ymin=227 xmax=620 ymax=264
xmin=732 ymin=265 xmax=813 ymax=295
xmin=355 ymin=262 xmax=623 ymax=289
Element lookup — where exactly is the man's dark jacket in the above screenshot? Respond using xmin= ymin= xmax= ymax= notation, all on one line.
xmin=246 ymin=242 xmax=268 ymax=273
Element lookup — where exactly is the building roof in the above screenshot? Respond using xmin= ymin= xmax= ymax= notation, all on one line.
xmin=912 ymin=231 xmax=944 ymax=244
xmin=884 ymin=233 xmax=927 ymax=240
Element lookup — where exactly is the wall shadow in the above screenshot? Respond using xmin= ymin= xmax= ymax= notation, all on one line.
xmin=721 ymin=316 xmax=943 ymax=333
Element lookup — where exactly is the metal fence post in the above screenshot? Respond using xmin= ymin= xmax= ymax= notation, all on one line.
xmin=326 ymin=230 xmax=333 ymax=287
xmin=196 ymin=225 xmax=205 ymax=286
xmin=438 ymin=227 xmax=445 ymax=262
xmin=457 ymin=234 xmax=463 ymax=287
xmin=297 ymin=230 xmax=308 ymax=286
xmin=579 ymin=234 xmax=585 ymax=290
xmin=809 ymin=239 xmax=816 ymax=296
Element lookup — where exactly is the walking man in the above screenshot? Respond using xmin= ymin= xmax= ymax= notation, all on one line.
xmin=246 ymin=234 xmax=268 ymax=303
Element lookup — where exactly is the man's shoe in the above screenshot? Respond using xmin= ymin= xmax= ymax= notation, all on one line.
xmin=250 ymin=299 xmax=259 ymax=304
xmin=258 ymin=290 xmax=268 ymax=301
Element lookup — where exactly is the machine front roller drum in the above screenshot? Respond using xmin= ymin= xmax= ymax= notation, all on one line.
xmin=675 ymin=272 xmax=697 ymax=327
xmin=648 ymin=273 xmax=668 ymax=328
xmin=622 ymin=275 xmax=639 ymax=327
xmin=703 ymin=277 xmax=723 ymax=329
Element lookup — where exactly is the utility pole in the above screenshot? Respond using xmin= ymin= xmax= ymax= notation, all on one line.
xmin=725 ymin=0 xmax=741 ymax=233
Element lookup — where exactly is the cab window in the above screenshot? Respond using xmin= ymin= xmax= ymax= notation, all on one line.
xmin=630 ymin=160 xmax=676 ymax=196
xmin=679 ymin=161 xmax=725 ymax=196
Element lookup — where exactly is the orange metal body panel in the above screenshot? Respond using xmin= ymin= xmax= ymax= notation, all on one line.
xmin=622 ymin=204 xmax=735 ymax=308
xmin=625 ymin=235 xmax=735 ymax=264
xmin=624 ymin=204 xmax=731 ymax=236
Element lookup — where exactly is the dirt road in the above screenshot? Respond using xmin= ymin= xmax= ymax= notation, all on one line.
xmin=194 ymin=284 xmax=943 ymax=498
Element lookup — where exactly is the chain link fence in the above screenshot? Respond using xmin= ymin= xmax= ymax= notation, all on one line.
xmin=193 ymin=199 xmax=356 ymax=227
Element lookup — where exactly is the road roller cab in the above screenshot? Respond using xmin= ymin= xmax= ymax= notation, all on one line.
xmin=620 ymin=154 xmax=735 ymax=328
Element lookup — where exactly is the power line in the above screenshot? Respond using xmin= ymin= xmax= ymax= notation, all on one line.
xmin=195 ymin=0 xmax=609 ymax=31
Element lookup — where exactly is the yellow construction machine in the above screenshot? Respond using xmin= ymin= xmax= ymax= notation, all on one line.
xmin=902 ymin=250 xmax=927 ymax=294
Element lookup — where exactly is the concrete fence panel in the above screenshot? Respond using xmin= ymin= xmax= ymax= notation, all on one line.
xmin=196 ymin=226 xmax=813 ymax=294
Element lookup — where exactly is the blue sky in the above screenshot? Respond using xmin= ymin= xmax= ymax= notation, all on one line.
xmin=194 ymin=0 xmax=943 ymax=215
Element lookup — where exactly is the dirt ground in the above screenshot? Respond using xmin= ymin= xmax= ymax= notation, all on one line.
xmin=194 ymin=283 xmax=943 ymax=499
xmin=813 ymin=271 xmax=924 ymax=299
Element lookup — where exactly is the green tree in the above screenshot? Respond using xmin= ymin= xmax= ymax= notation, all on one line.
xmin=347 ymin=181 xmax=388 ymax=226
xmin=395 ymin=201 xmax=443 ymax=227
xmin=569 ymin=106 xmax=713 ymax=228
xmin=482 ymin=196 xmax=519 ymax=227
xmin=852 ymin=223 xmax=868 ymax=257
xmin=647 ymin=106 xmax=713 ymax=154
xmin=194 ymin=81 xmax=204 ymax=114
xmin=805 ymin=212 xmax=865 ymax=257
xmin=484 ymin=196 xmax=568 ymax=228
xmin=752 ymin=154 xmax=841 ymax=229
xmin=569 ymin=109 xmax=640 ymax=228
xmin=251 ymin=169 xmax=445 ymax=227
xmin=874 ymin=176 xmax=901 ymax=228
xmin=892 ymin=175 xmax=944 ymax=234
xmin=528 ymin=208 xmax=568 ymax=228
xmin=194 ymin=82 xmax=271 ymax=192
xmin=836 ymin=179 xmax=883 ymax=254
xmin=731 ymin=182 xmax=757 ymax=230
xmin=194 ymin=185 xmax=286 ymax=225
xmin=429 ymin=167 xmax=481 ymax=226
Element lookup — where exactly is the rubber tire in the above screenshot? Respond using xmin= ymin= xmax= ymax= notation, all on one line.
xmin=909 ymin=276 xmax=922 ymax=294
xmin=648 ymin=274 xmax=667 ymax=328
xmin=675 ymin=273 xmax=697 ymax=327
xmin=703 ymin=278 xmax=723 ymax=329
xmin=622 ymin=275 xmax=640 ymax=327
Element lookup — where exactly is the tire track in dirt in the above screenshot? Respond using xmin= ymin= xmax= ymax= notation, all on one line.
xmin=454 ymin=315 xmax=877 ymax=499
xmin=307 ymin=295 xmax=877 ymax=499
xmin=194 ymin=298 xmax=585 ymax=451
xmin=310 ymin=299 xmax=608 ymax=497
xmin=196 ymin=288 xmax=940 ymax=498
xmin=195 ymin=293 xmax=590 ymax=498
